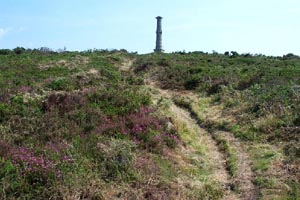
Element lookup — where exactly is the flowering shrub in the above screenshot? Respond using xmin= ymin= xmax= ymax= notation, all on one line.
xmin=11 ymin=147 xmax=59 ymax=185
xmin=97 ymin=106 xmax=180 ymax=151
xmin=43 ymin=93 xmax=86 ymax=114
xmin=19 ymin=86 xmax=32 ymax=93
xmin=87 ymin=88 xmax=150 ymax=116
xmin=0 ymin=140 xmax=73 ymax=187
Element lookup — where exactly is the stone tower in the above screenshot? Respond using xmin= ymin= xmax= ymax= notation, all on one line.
xmin=154 ymin=16 xmax=163 ymax=52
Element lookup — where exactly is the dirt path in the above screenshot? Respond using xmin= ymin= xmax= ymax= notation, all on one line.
xmin=147 ymin=84 xmax=240 ymax=200
xmin=120 ymin=59 xmax=258 ymax=200
xmin=215 ymin=131 xmax=258 ymax=200
xmin=149 ymin=84 xmax=258 ymax=199
xmin=119 ymin=58 xmax=134 ymax=71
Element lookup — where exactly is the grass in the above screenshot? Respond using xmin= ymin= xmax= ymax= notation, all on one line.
xmin=148 ymin=85 xmax=226 ymax=199
xmin=249 ymin=145 xmax=278 ymax=172
xmin=0 ymin=50 xmax=184 ymax=199
xmin=213 ymin=134 xmax=238 ymax=177
xmin=134 ymin=52 xmax=300 ymax=143
xmin=1 ymin=48 xmax=299 ymax=199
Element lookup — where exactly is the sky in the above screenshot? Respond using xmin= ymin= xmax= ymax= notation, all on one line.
xmin=0 ymin=0 xmax=299 ymax=55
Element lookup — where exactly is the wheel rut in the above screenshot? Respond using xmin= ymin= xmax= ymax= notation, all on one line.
xmin=147 ymin=83 xmax=258 ymax=200
xmin=119 ymin=60 xmax=258 ymax=200
xmin=214 ymin=131 xmax=259 ymax=200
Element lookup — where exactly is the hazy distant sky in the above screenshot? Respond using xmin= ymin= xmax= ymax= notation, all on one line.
xmin=0 ymin=0 xmax=299 ymax=55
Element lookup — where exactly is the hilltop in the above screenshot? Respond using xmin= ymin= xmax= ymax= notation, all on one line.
xmin=0 ymin=49 xmax=299 ymax=199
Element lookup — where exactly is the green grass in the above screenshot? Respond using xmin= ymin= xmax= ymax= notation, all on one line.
xmin=1 ymin=49 xmax=299 ymax=199
xmin=249 ymin=145 xmax=278 ymax=172
xmin=134 ymin=52 xmax=300 ymax=143
xmin=0 ymin=50 xmax=183 ymax=199
xmin=214 ymin=134 xmax=238 ymax=177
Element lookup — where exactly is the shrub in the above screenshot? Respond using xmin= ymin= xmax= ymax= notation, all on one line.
xmin=46 ymin=78 xmax=71 ymax=91
xmin=13 ymin=47 xmax=26 ymax=55
xmin=87 ymin=88 xmax=150 ymax=116
xmin=43 ymin=93 xmax=86 ymax=114
xmin=0 ymin=103 xmax=10 ymax=122
xmin=0 ymin=49 xmax=12 ymax=55
xmin=0 ymin=141 xmax=73 ymax=198
xmin=96 ymin=106 xmax=180 ymax=151
xmin=80 ymin=136 xmax=136 ymax=181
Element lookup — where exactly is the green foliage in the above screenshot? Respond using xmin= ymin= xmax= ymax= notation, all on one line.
xmin=254 ymin=177 xmax=275 ymax=188
xmin=80 ymin=135 xmax=137 ymax=181
xmin=0 ymin=49 xmax=12 ymax=55
xmin=249 ymin=145 xmax=277 ymax=172
xmin=214 ymin=135 xmax=238 ymax=176
xmin=0 ymin=159 xmax=23 ymax=198
xmin=13 ymin=47 xmax=26 ymax=54
xmin=288 ymin=181 xmax=300 ymax=200
xmin=135 ymin=52 xmax=300 ymax=143
xmin=0 ymin=103 xmax=10 ymax=122
xmin=189 ymin=182 xmax=224 ymax=200
xmin=0 ymin=50 xmax=183 ymax=198
xmin=46 ymin=78 xmax=71 ymax=91
xmin=284 ymin=142 xmax=300 ymax=162
xmin=87 ymin=87 xmax=150 ymax=116
xmin=1 ymin=49 xmax=299 ymax=199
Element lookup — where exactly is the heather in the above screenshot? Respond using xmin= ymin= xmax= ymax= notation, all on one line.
xmin=1 ymin=49 xmax=299 ymax=199
xmin=134 ymin=51 xmax=300 ymax=198
xmin=0 ymin=50 xmax=181 ymax=199
xmin=134 ymin=52 xmax=300 ymax=142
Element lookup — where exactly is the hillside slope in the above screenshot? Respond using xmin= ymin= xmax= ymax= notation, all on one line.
xmin=134 ymin=52 xmax=300 ymax=199
xmin=0 ymin=49 xmax=299 ymax=199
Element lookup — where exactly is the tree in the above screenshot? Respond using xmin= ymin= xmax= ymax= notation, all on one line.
xmin=13 ymin=47 xmax=25 ymax=54
xmin=0 ymin=49 xmax=12 ymax=55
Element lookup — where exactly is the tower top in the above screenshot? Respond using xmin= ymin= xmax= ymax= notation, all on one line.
xmin=156 ymin=16 xmax=162 ymax=19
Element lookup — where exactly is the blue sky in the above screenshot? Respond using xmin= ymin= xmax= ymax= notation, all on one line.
xmin=0 ymin=0 xmax=299 ymax=55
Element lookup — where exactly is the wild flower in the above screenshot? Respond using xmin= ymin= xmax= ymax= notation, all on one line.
xmin=11 ymin=147 xmax=54 ymax=172
xmin=121 ymin=127 xmax=128 ymax=135
xmin=0 ymin=140 xmax=74 ymax=184
xmin=133 ymin=124 xmax=145 ymax=133
xmin=46 ymin=140 xmax=69 ymax=153
xmin=19 ymin=86 xmax=32 ymax=93
xmin=96 ymin=106 xmax=180 ymax=149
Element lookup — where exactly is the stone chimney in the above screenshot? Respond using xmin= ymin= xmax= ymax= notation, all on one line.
xmin=154 ymin=16 xmax=163 ymax=52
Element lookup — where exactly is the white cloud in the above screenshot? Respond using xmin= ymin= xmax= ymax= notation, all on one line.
xmin=0 ymin=28 xmax=6 ymax=37
xmin=0 ymin=28 xmax=10 ymax=38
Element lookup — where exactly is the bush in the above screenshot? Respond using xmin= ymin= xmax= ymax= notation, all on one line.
xmin=43 ymin=93 xmax=86 ymax=114
xmin=81 ymin=136 xmax=136 ymax=181
xmin=46 ymin=78 xmax=71 ymax=91
xmin=0 ymin=103 xmax=10 ymax=122
xmin=13 ymin=47 xmax=26 ymax=55
xmin=0 ymin=49 xmax=12 ymax=55
xmin=87 ymin=88 xmax=150 ymax=116
xmin=96 ymin=106 xmax=180 ymax=151
xmin=0 ymin=141 xmax=72 ymax=199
